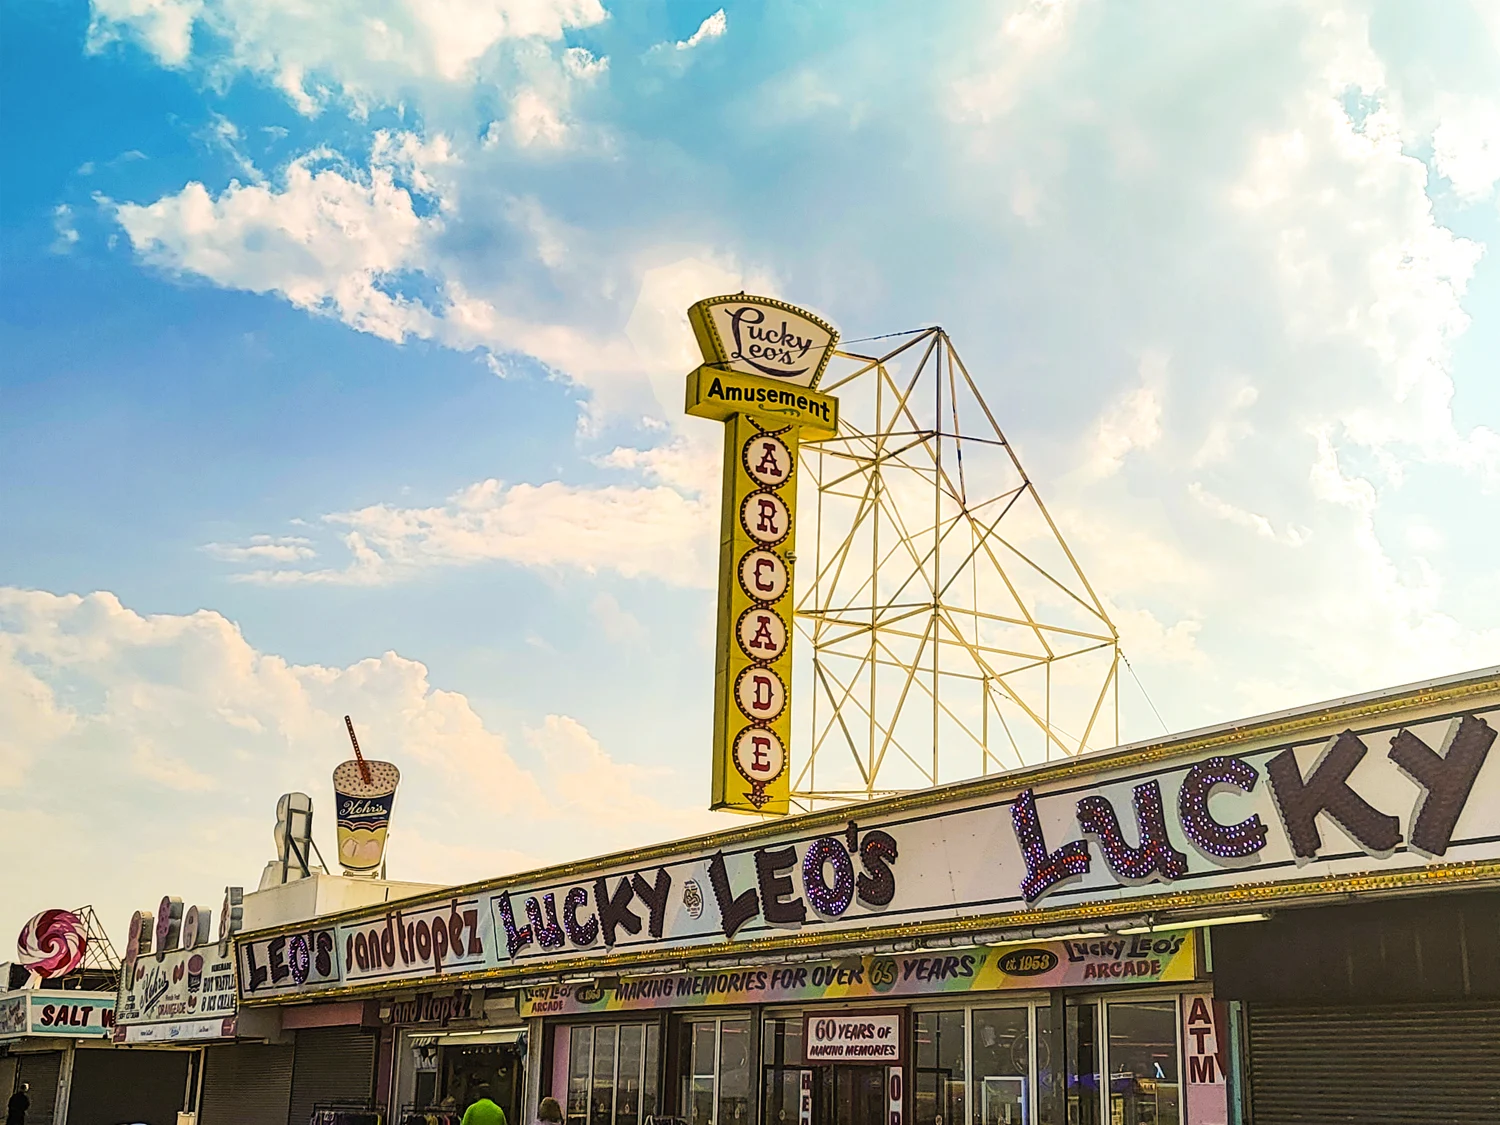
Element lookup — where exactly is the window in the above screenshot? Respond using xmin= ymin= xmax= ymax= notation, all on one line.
xmin=681 ymin=1017 xmax=753 ymax=1125
xmin=1104 ymin=1002 xmax=1179 ymax=1125
xmin=567 ymin=1024 xmax=661 ymax=1125
xmin=761 ymin=1017 xmax=805 ymax=1125
xmin=914 ymin=1010 xmax=966 ymax=1125
xmin=1066 ymin=1002 xmax=1100 ymax=1125
xmin=971 ymin=1008 xmax=1029 ymax=1125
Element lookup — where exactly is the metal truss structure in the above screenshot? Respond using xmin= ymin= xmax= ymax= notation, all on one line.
xmin=791 ymin=328 xmax=1120 ymax=809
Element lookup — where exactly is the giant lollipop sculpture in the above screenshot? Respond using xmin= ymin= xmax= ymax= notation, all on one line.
xmin=17 ymin=909 xmax=87 ymax=987
xmin=332 ymin=715 xmax=400 ymax=876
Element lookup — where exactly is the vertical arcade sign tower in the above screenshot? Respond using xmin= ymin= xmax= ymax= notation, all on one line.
xmin=685 ymin=295 xmax=840 ymax=814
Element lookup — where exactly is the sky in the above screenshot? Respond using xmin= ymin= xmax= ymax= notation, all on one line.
xmin=4 ymin=0 xmax=1500 ymax=952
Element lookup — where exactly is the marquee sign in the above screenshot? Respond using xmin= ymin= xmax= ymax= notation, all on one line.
xmin=236 ymin=677 xmax=1500 ymax=1004
xmin=0 ymin=990 xmax=116 ymax=1039
xmin=686 ymin=294 xmax=841 ymax=814
xmin=116 ymin=887 xmax=243 ymax=1041
xmin=688 ymin=295 xmax=838 ymax=388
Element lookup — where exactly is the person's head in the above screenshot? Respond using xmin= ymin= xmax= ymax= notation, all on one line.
xmin=539 ymin=1097 xmax=563 ymax=1123
xmin=475 ymin=1084 xmax=494 ymax=1102
xmin=19 ymin=1084 xmax=28 ymax=1094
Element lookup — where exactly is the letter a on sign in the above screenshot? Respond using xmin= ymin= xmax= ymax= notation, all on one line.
xmin=686 ymin=295 xmax=840 ymax=815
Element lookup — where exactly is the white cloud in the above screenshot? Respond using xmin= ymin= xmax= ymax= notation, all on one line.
xmin=563 ymin=46 xmax=608 ymax=79
xmin=113 ymin=148 xmax=440 ymax=343
xmin=87 ymin=0 xmax=608 ymax=111
xmin=51 ymin=204 xmax=80 ymax=253
xmin=0 ymin=587 xmax=737 ymax=949
xmin=526 ymin=715 xmax=720 ymax=836
xmin=509 ymin=87 xmax=571 ymax=147
xmin=1080 ymin=356 xmax=1165 ymax=479
xmin=949 ymin=0 xmax=1079 ymax=123
xmin=1433 ymin=99 xmax=1500 ymax=202
xmin=676 ymin=9 xmax=726 ymax=51
xmin=88 ymin=0 xmax=203 ymax=68
xmin=222 ymin=475 xmax=716 ymax=587
xmin=1187 ymin=483 xmax=1308 ymax=546
xmin=111 ymin=136 xmax=755 ymax=412
xmin=589 ymin=592 xmax=646 ymax=643
xmin=203 ymin=535 xmax=317 ymax=563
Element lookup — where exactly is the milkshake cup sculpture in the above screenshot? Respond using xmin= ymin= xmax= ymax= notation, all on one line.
xmin=333 ymin=715 xmax=400 ymax=876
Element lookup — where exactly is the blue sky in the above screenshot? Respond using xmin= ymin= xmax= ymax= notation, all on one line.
xmin=4 ymin=0 xmax=1500 ymax=946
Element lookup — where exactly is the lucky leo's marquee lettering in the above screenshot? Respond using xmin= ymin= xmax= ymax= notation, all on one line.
xmin=235 ymin=694 xmax=1500 ymax=1005
xmin=496 ymin=823 xmax=898 ymax=958
xmin=1011 ymin=714 xmax=1496 ymax=903
xmin=689 ymin=295 xmax=838 ymax=389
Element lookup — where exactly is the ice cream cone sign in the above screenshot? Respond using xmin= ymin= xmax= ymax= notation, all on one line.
xmin=333 ymin=716 xmax=400 ymax=876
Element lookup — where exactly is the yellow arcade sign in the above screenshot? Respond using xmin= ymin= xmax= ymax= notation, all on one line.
xmin=686 ymin=294 xmax=840 ymax=815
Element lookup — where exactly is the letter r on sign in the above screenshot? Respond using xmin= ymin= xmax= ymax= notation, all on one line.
xmin=756 ymin=498 xmax=781 ymax=535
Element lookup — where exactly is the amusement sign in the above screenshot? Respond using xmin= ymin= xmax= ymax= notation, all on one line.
xmin=236 ymin=684 xmax=1500 ymax=1004
xmin=686 ymin=294 xmax=841 ymax=814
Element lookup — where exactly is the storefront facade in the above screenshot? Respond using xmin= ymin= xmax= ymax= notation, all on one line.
xmin=235 ymin=666 xmax=1500 ymax=1125
xmin=526 ymin=936 xmax=1205 ymax=1125
xmin=381 ymin=988 xmax=526 ymax=1121
xmin=0 ymin=987 xmax=194 ymax=1125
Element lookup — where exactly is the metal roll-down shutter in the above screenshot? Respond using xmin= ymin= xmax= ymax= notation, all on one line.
xmin=15 ymin=1052 xmax=62 ymax=1125
xmin=68 ymin=1047 xmax=190 ymax=1125
xmin=199 ymin=1042 xmax=294 ymax=1125
xmin=287 ymin=1026 xmax=377 ymax=1125
xmin=1247 ymin=1002 xmax=1500 ymax=1124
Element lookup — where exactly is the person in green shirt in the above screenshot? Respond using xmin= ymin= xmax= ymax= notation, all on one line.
xmin=461 ymin=1083 xmax=508 ymax=1125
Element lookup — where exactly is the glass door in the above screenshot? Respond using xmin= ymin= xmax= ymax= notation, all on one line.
xmin=761 ymin=1016 xmax=898 ymax=1125
xmin=1103 ymin=1001 xmax=1180 ymax=1125
xmin=1060 ymin=996 xmax=1183 ymax=1125
xmin=916 ymin=1007 xmax=1036 ymax=1125
xmin=832 ymin=1066 xmax=887 ymax=1125
xmin=762 ymin=1017 xmax=806 ymax=1125
xmin=566 ymin=1024 xmax=662 ymax=1125
xmin=971 ymin=1008 xmax=1030 ymax=1125
xmin=1065 ymin=1000 xmax=1101 ymax=1125
xmin=682 ymin=1016 xmax=754 ymax=1125
xmin=914 ymin=1009 xmax=966 ymax=1125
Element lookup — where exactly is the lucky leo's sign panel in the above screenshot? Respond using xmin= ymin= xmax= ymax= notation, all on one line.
xmin=239 ymin=690 xmax=1500 ymax=1002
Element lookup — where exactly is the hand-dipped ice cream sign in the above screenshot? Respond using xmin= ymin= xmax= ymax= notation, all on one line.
xmin=685 ymin=295 xmax=840 ymax=814
xmin=238 ymin=683 xmax=1500 ymax=1002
